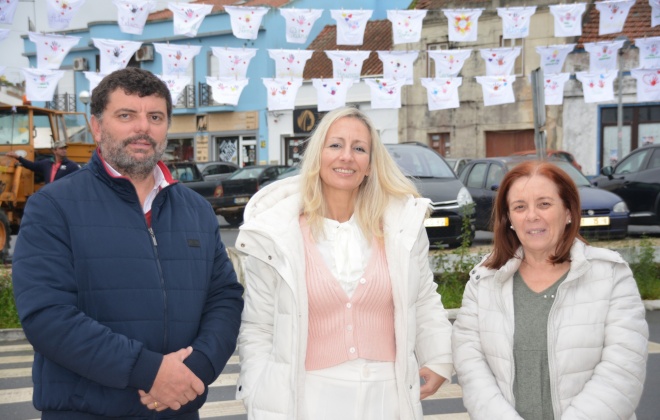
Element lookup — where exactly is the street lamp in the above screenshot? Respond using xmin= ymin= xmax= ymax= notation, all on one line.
xmin=79 ymin=90 xmax=90 ymax=115
xmin=78 ymin=90 xmax=91 ymax=143
xmin=616 ymin=36 xmax=631 ymax=163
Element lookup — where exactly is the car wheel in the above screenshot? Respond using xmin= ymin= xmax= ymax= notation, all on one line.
xmin=0 ymin=210 xmax=10 ymax=263
xmin=225 ymin=213 xmax=243 ymax=227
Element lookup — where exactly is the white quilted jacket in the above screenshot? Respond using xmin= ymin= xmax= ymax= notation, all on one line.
xmin=234 ymin=176 xmax=453 ymax=420
xmin=452 ymin=240 xmax=649 ymax=419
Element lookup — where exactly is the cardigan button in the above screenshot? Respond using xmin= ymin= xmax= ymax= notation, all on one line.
xmin=476 ymin=275 xmax=480 ymax=279
xmin=240 ymin=243 xmax=245 ymax=248
xmin=238 ymin=385 xmax=242 ymax=391
xmin=268 ymin=255 xmax=272 ymax=260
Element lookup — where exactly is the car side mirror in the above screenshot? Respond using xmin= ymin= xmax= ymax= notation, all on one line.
xmin=490 ymin=184 xmax=499 ymax=191
xmin=601 ymin=166 xmax=614 ymax=178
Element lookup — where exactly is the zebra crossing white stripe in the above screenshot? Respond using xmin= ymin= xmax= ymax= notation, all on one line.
xmin=424 ymin=414 xmax=470 ymax=419
xmin=0 ymin=386 xmax=32 ymax=404
xmin=0 ymin=344 xmax=32 ymax=353
xmin=0 ymin=355 xmax=33 ymax=365
xmin=0 ymin=367 xmax=31 ymax=379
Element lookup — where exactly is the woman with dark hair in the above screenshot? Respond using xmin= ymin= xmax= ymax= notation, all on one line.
xmin=453 ymin=160 xmax=648 ymax=419
xmin=235 ymin=106 xmax=453 ymax=419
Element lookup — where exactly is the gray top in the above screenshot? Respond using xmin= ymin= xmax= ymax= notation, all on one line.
xmin=512 ymin=269 xmax=568 ymax=420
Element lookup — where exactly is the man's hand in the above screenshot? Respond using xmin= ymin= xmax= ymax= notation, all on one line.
xmin=419 ymin=366 xmax=446 ymax=400
xmin=139 ymin=347 xmax=205 ymax=411
xmin=5 ymin=152 xmax=19 ymax=159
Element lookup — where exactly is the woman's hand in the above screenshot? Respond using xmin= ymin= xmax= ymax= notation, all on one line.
xmin=419 ymin=366 xmax=446 ymax=400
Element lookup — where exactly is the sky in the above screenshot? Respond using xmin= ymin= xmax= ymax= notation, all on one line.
xmin=0 ymin=0 xmax=193 ymax=83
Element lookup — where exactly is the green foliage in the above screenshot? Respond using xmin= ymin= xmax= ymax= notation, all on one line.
xmin=432 ymin=205 xmax=480 ymax=309
xmin=631 ymin=237 xmax=660 ymax=300
xmin=0 ymin=269 xmax=20 ymax=329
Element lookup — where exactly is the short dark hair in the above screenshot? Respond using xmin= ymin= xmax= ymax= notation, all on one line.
xmin=90 ymin=67 xmax=172 ymax=123
xmin=484 ymin=160 xmax=585 ymax=269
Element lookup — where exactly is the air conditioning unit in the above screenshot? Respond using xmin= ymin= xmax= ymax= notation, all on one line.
xmin=72 ymin=57 xmax=88 ymax=71
xmin=135 ymin=45 xmax=154 ymax=62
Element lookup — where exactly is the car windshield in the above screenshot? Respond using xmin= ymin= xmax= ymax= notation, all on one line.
xmin=507 ymin=160 xmax=590 ymax=187
xmin=387 ymin=145 xmax=455 ymax=178
xmin=229 ymin=167 xmax=264 ymax=180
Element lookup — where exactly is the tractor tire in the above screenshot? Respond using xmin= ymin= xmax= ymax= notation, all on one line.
xmin=0 ymin=210 xmax=10 ymax=263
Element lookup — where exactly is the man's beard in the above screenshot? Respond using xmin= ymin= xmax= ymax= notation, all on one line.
xmin=100 ymin=130 xmax=166 ymax=180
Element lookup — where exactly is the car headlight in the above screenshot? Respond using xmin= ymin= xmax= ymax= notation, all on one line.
xmin=457 ymin=187 xmax=474 ymax=206
xmin=612 ymin=201 xmax=629 ymax=213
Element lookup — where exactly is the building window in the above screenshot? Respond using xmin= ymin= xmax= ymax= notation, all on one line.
xmin=427 ymin=42 xmax=448 ymax=78
xmin=429 ymin=132 xmax=450 ymax=156
xmin=600 ymin=104 xmax=660 ymax=167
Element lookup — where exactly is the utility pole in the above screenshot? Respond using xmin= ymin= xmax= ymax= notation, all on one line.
xmin=530 ymin=67 xmax=547 ymax=159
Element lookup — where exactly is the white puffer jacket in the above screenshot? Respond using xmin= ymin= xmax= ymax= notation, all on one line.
xmin=452 ymin=240 xmax=649 ymax=419
xmin=234 ymin=176 xmax=453 ymax=420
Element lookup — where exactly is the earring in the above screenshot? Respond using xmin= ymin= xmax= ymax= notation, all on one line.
xmin=510 ymin=225 xmax=515 ymax=230
xmin=567 ymin=220 xmax=572 ymax=224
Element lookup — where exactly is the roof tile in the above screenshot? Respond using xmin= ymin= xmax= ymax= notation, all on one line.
xmin=303 ymin=19 xmax=393 ymax=80
xmin=415 ymin=0 xmax=491 ymax=10
xmin=147 ymin=0 xmax=290 ymax=22
xmin=578 ymin=2 xmax=660 ymax=48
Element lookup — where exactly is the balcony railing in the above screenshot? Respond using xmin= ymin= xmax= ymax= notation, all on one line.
xmin=198 ymin=83 xmax=237 ymax=108
xmin=175 ymin=85 xmax=196 ymax=109
xmin=46 ymin=94 xmax=76 ymax=112
xmin=198 ymin=82 xmax=212 ymax=107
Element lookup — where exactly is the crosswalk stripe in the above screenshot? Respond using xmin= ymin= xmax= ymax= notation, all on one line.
xmin=199 ymin=400 xmax=246 ymax=417
xmin=0 ymin=344 xmax=32 ymax=353
xmin=0 ymin=367 xmax=31 ymax=379
xmin=0 ymin=355 xmax=33 ymax=365
xmin=424 ymin=414 xmax=470 ymax=419
xmin=0 ymin=387 xmax=32 ymax=404
xmin=210 ymin=373 xmax=238 ymax=388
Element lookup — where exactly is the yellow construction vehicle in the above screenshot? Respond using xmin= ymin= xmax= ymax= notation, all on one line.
xmin=0 ymin=105 xmax=96 ymax=261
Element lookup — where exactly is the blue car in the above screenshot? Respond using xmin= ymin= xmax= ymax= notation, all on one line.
xmin=459 ymin=156 xmax=630 ymax=239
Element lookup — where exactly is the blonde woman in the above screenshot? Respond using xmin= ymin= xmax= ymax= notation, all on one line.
xmin=235 ymin=107 xmax=453 ymax=419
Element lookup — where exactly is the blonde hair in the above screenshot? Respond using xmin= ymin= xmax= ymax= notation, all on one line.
xmin=300 ymin=107 xmax=420 ymax=240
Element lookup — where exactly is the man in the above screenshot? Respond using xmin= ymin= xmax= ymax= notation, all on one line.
xmin=12 ymin=67 xmax=244 ymax=419
xmin=7 ymin=140 xmax=80 ymax=184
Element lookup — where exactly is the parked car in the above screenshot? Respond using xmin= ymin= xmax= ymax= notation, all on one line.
xmin=211 ymin=165 xmax=289 ymax=226
xmin=261 ymin=165 xmax=300 ymax=188
xmin=197 ymin=161 xmax=239 ymax=182
xmin=459 ymin=157 xmax=629 ymax=239
xmin=444 ymin=157 xmax=472 ymax=176
xmin=591 ymin=144 xmax=660 ymax=226
xmin=165 ymin=161 xmax=219 ymax=203
xmin=511 ymin=149 xmax=582 ymax=172
xmin=385 ymin=143 xmax=475 ymax=248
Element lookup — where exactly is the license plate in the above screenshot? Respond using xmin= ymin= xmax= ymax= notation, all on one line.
xmin=580 ymin=216 xmax=610 ymax=227
xmin=424 ymin=217 xmax=449 ymax=227
xmin=234 ymin=197 xmax=249 ymax=204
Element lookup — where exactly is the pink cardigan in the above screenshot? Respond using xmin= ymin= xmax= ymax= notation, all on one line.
xmin=302 ymin=221 xmax=396 ymax=370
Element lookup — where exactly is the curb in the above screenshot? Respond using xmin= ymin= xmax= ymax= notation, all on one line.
xmin=645 ymin=300 xmax=660 ymax=311
xmin=0 ymin=328 xmax=25 ymax=342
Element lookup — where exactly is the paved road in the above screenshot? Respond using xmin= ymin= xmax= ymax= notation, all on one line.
xmin=1 ymin=312 xmax=658 ymax=419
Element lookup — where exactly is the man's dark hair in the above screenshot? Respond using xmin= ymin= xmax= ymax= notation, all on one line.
xmin=90 ymin=67 xmax=172 ymax=122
